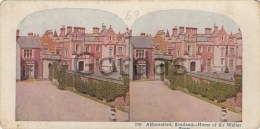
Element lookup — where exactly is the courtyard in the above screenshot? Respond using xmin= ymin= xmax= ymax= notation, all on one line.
xmin=130 ymin=80 xmax=242 ymax=122
xmin=16 ymin=80 xmax=128 ymax=121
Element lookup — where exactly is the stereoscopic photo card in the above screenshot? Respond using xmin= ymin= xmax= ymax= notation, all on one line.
xmin=0 ymin=0 xmax=259 ymax=129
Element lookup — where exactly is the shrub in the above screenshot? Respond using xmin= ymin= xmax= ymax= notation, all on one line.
xmin=235 ymin=75 xmax=242 ymax=92
xmin=74 ymin=75 xmax=86 ymax=93
xmin=165 ymin=64 xmax=239 ymax=103
xmin=88 ymin=83 xmax=96 ymax=97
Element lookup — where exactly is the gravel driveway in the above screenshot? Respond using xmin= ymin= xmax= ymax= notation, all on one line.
xmin=130 ymin=81 xmax=242 ymax=122
xmin=16 ymin=80 xmax=128 ymax=121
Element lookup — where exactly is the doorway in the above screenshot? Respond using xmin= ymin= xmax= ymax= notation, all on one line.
xmin=190 ymin=62 xmax=196 ymax=72
xmin=78 ymin=61 xmax=84 ymax=71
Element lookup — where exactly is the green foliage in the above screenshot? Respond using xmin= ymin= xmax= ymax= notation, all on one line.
xmin=52 ymin=62 xmax=66 ymax=90
xmin=166 ymin=64 xmax=240 ymax=103
xmin=87 ymin=83 xmax=96 ymax=97
xmin=74 ymin=75 xmax=86 ymax=93
xmin=64 ymin=72 xmax=73 ymax=87
xmin=53 ymin=64 xmax=128 ymax=102
xmin=235 ymin=75 xmax=242 ymax=92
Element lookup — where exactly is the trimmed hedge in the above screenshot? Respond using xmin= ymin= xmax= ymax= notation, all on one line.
xmin=53 ymin=64 xmax=129 ymax=102
xmin=166 ymin=65 xmax=241 ymax=103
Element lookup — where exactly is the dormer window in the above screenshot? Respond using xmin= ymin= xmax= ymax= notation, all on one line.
xmin=109 ymin=36 xmax=112 ymax=41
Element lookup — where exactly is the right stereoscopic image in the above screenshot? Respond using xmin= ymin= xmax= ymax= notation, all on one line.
xmin=129 ymin=10 xmax=242 ymax=122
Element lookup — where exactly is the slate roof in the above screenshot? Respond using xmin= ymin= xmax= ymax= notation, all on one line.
xmin=17 ymin=36 xmax=41 ymax=48
xmin=129 ymin=36 xmax=153 ymax=49
xmin=100 ymin=29 xmax=108 ymax=36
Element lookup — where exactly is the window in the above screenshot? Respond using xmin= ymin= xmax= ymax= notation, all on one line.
xmin=230 ymin=48 xmax=235 ymax=53
xmin=197 ymin=46 xmax=201 ymax=52
xmin=85 ymin=45 xmax=89 ymax=52
xmin=221 ymin=36 xmax=224 ymax=42
xmin=168 ymin=50 xmax=172 ymax=54
xmin=188 ymin=45 xmax=191 ymax=52
xmin=24 ymin=50 xmax=32 ymax=58
xmin=109 ymin=58 xmax=112 ymax=64
xmin=177 ymin=49 xmax=180 ymax=57
xmin=76 ymin=45 xmax=80 ymax=52
xmin=109 ymin=47 xmax=113 ymax=56
xmin=118 ymin=58 xmax=122 ymax=66
xmin=65 ymin=49 xmax=68 ymax=57
xmin=221 ymin=47 xmax=225 ymax=56
xmin=56 ymin=50 xmax=60 ymax=55
xmin=96 ymin=46 xmax=100 ymax=52
xmin=118 ymin=47 xmax=123 ymax=52
xmin=207 ymin=59 xmax=211 ymax=67
xmin=136 ymin=49 xmax=145 ymax=58
xmin=229 ymin=59 xmax=233 ymax=67
xmin=96 ymin=58 xmax=99 ymax=65
xmin=109 ymin=36 xmax=112 ymax=41
xmin=221 ymin=58 xmax=225 ymax=65
xmin=207 ymin=47 xmax=211 ymax=52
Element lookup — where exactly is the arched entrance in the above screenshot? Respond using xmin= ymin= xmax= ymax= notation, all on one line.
xmin=78 ymin=61 xmax=84 ymax=71
xmin=190 ymin=62 xmax=196 ymax=72
xmin=48 ymin=63 xmax=53 ymax=81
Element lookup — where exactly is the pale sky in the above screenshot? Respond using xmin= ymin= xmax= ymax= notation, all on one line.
xmin=18 ymin=8 xmax=240 ymax=36
xmin=18 ymin=8 xmax=127 ymax=36
xmin=132 ymin=9 xmax=240 ymax=35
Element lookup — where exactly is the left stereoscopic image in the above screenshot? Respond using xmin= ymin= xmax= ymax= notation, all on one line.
xmin=16 ymin=8 xmax=130 ymax=121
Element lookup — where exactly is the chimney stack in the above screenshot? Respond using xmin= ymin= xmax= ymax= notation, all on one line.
xmin=179 ymin=26 xmax=184 ymax=34
xmin=102 ymin=23 xmax=106 ymax=30
xmin=60 ymin=25 xmax=66 ymax=37
xmin=172 ymin=27 xmax=178 ymax=37
xmin=16 ymin=29 xmax=20 ymax=38
xmin=214 ymin=24 xmax=218 ymax=32
xmin=93 ymin=27 xmax=100 ymax=34
xmin=28 ymin=32 xmax=33 ymax=36
xmin=140 ymin=33 xmax=145 ymax=37
xmin=205 ymin=28 xmax=212 ymax=34
xmin=67 ymin=26 xmax=72 ymax=34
